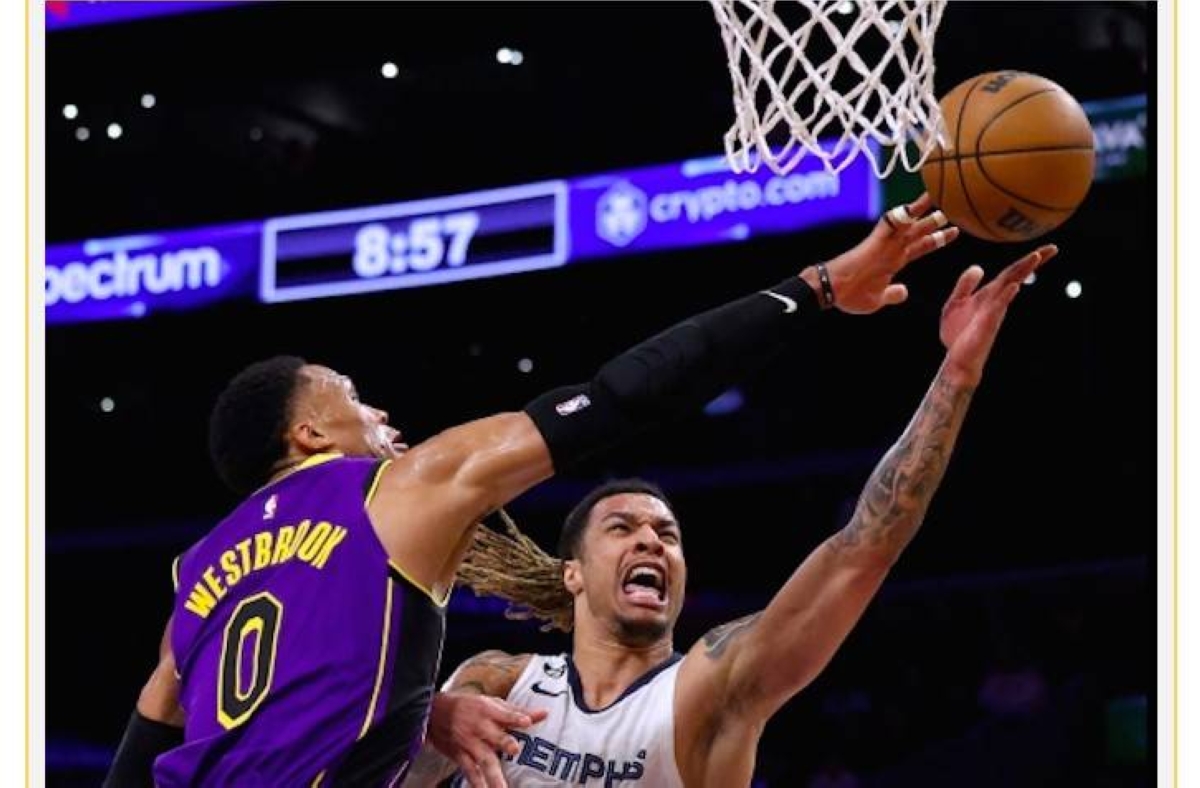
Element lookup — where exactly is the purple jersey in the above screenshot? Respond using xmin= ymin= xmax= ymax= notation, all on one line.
xmin=155 ymin=454 xmax=447 ymax=787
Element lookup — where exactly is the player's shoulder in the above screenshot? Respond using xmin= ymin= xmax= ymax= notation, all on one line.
xmin=460 ymin=649 xmax=537 ymax=675
xmin=677 ymin=613 xmax=766 ymax=690
xmin=449 ymin=650 xmax=537 ymax=696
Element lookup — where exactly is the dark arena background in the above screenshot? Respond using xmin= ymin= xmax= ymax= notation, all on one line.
xmin=45 ymin=2 xmax=1154 ymax=786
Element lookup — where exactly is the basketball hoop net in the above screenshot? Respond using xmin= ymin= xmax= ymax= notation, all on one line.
xmin=710 ymin=0 xmax=948 ymax=178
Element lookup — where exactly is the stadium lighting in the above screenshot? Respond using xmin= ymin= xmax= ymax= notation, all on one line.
xmin=497 ymin=47 xmax=524 ymax=65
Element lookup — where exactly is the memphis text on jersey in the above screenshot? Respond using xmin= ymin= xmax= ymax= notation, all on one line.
xmin=181 ymin=519 xmax=347 ymax=619
xmin=507 ymin=731 xmax=647 ymax=786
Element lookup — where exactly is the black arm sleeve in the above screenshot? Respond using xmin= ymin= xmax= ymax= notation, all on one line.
xmin=101 ymin=711 xmax=184 ymax=788
xmin=525 ymin=275 xmax=819 ymax=470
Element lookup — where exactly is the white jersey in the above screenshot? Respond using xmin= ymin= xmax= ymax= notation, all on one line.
xmin=490 ymin=653 xmax=686 ymax=788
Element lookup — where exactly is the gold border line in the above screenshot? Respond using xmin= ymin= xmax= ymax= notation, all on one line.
xmin=357 ymin=578 xmax=394 ymax=739
xmin=24 ymin=0 xmax=31 ymax=785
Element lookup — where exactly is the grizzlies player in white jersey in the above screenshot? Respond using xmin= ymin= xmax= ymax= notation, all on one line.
xmin=405 ymin=244 xmax=1058 ymax=788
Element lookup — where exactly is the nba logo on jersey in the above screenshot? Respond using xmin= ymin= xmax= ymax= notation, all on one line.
xmin=263 ymin=494 xmax=278 ymax=520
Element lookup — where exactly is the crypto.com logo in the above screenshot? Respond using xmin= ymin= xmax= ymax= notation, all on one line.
xmin=595 ymin=181 xmax=647 ymax=247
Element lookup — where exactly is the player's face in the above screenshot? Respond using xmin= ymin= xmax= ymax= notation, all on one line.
xmin=572 ymin=493 xmax=686 ymax=647
xmin=295 ymin=365 xmax=407 ymax=459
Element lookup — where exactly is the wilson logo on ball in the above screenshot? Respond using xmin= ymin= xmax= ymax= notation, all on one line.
xmin=921 ymin=70 xmax=1096 ymax=242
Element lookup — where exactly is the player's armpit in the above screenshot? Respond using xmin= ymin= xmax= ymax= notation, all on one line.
xmin=367 ymin=413 xmax=553 ymax=597
xmin=676 ymin=612 xmax=765 ymax=723
xmin=713 ymin=545 xmax=889 ymax=723
xmin=673 ymin=622 xmax=773 ymax=787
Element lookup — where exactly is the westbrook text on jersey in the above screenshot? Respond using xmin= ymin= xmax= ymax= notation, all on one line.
xmin=182 ymin=519 xmax=348 ymax=619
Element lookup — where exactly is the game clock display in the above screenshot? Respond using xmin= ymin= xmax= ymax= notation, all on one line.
xmin=260 ymin=182 xmax=568 ymax=303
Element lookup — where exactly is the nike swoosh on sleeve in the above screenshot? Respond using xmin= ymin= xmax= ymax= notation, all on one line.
xmin=761 ymin=290 xmax=797 ymax=313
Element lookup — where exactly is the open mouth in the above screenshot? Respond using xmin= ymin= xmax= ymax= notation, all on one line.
xmin=385 ymin=428 xmax=408 ymax=454
xmin=621 ymin=564 xmax=667 ymax=609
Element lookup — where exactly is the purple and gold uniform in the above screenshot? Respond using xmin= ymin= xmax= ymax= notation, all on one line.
xmin=154 ymin=454 xmax=447 ymax=787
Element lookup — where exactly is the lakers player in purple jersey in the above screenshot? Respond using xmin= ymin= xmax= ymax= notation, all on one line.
xmin=103 ymin=195 xmax=956 ymax=788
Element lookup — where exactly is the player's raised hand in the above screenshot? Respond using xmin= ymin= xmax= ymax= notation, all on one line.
xmin=940 ymin=244 xmax=1058 ymax=384
xmin=818 ymin=192 xmax=961 ymax=314
xmin=427 ymin=691 xmax=549 ymax=788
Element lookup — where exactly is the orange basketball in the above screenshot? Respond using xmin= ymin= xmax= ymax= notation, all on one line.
xmin=920 ymin=71 xmax=1096 ymax=242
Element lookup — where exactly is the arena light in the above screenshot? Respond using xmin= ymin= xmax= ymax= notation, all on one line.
xmin=141 ymin=93 xmax=156 ymax=109
xmin=517 ymin=358 xmax=534 ymax=373
xmin=1024 ymin=272 xmax=1037 ymax=285
xmin=1065 ymin=281 xmax=1082 ymax=299
xmin=497 ymin=47 xmax=523 ymax=65
xmin=99 ymin=397 xmax=115 ymax=413
xmin=74 ymin=127 xmax=89 ymax=142
xmin=107 ymin=123 xmax=123 ymax=139
xmin=381 ymin=61 xmax=399 ymax=79
xmin=63 ymin=104 xmax=79 ymax=120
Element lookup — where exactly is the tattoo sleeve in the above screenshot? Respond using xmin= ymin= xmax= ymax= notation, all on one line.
xmin=829 ymin=366 xmax=975 ymax=565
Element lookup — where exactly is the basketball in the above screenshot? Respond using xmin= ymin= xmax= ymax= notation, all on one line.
xmin=920 ymin=71 xmax=1096 ymax=242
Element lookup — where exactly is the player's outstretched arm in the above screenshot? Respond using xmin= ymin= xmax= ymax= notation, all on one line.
xmin=403 ymin=651 xmax=539 ymax=788
xmin=103 ymin=619 xmax=185 ymax=788
xmin=372 ymin=196 xmax=957 ymax=597
xmin=679 ymin=245 xmax=1057 ymax=734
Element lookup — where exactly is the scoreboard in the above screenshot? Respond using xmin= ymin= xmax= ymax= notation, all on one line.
xmin=261 ymin=183 xmax=567 ymax=303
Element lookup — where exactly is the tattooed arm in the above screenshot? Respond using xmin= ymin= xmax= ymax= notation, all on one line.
xmin=677 ymin=247 xmax=1058 ymax=743
xmin=403 ymin=651 xmax=542 ymax=788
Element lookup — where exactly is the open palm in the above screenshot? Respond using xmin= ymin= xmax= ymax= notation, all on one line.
xmin=940 ymin=245 xmax=1058 ymax=384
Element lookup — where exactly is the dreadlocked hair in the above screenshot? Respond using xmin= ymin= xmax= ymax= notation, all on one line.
xmin=458 ymin=509 xmax=575 ymax=633
xmin=457 ymin=479 xmax=675 ymax=633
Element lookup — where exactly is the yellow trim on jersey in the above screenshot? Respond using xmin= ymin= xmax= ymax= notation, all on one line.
xmin=388 ymin=559 xmax=450 ymax=608
xmin=254 ymin=452 xmax=345 ymax=495
xmin=358 ymin=579 xmax=394 ymax=739
xmin=310 ymin=770 xmax=326 ymax=787
xmin=364 ymin=459 xmax=392 ymax=508
xmin=295 ymin=452 xmax=343 ymax=472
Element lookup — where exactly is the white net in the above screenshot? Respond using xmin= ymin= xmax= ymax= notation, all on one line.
xmin=710 ymin=0 xmax=948 ymax=178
